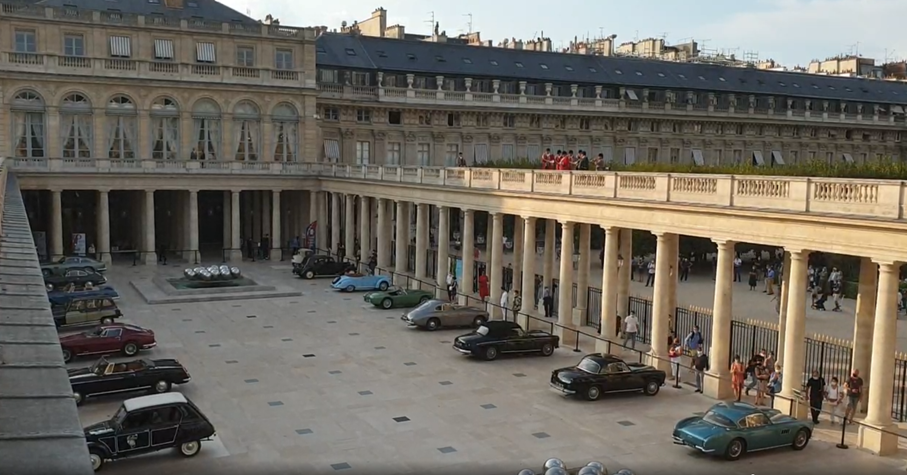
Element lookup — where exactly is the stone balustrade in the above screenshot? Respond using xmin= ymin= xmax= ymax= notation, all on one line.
xmin=0 ymin=156 xmax=7 ymax=235
xmin=8 ymin=157 xmax=907 ymax=221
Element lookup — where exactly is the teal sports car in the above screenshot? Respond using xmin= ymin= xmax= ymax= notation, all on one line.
xmin=672 ymin=402 xmax=813 ymax=461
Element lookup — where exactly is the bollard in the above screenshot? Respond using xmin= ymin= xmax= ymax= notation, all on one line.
xmin=836 ymin=417 xmax=849 ymax=449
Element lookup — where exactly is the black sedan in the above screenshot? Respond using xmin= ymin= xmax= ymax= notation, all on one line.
xmin=293 ymin=254 xmax=355 ymax=279
xmin=452 ymin=321 xmax=559 ymax=361
xmin=550 ymin=353 xmax=666 ymax=401
xmin=68 ymin=356 xmax=191 ymax=406
xmin=45 ymin=268 xmax=107 ymax=291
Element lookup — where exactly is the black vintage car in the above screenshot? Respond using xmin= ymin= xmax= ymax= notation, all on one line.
xmin=68 ymin=357 xmax=191 ymax=406
xmin=293 ymin=254 xmax=355 ymax=279
xmin=84 ymin=392 xmax=215 ymax=471
xmin=45 ymin=268 xmax=108 ymax=291
xmin=550 ymin=353 xmax=666 ymax=401
xmin=452 ymin=320 xmax=559 ymax=361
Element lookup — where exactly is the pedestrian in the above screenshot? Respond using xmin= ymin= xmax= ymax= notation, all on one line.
xmin=367 ymin=251 xmax=377 ymax=275
xmin=622 ymin=312 xmax=639 ymax=350
xmin=733 ymin=255 xmax=742 ymax=282
xmin=826 ymin=377 xmax=843 ymax=424
xmin=692 ymin=349 xmax=709 ymax=393
xmin=844 ymin=369 xmax=864 ymax=423
xmin=805 ymin=370 xmax=826 ymax=424
xmin=669 ymin=338 xmax=683 ymax=388
xmin=831 ymin=279 xmax=843 ymax=312
xmin=511 ymin=290 xmax=522 ymax=318
xmin=260 ymin=234 xmax=270 ymax=260
xmin=245 ymin=237 xmax=254 ymax=260
xmin=768 ymin=364 xmax=783 ymax=404
xmin=542 ymin=286 xmax=553 ymax=318
xmin=478 ymin=270 xmax=489 ymax=302
xmin=448 ymin=277 xmax=458 ymax=302
xmin=730 ymin=355 xmax=746 ymax=402
xmin=744 ymin=350 xmax=766 ymax=395
xmin=683 ymin=326 xmax=703 ymax=375
xmin=754 ymin=360 xmax=770 ymax=405
xmin=645 ymin=260 xmax=656 ymax=287
xmin=747 ymin=267 xmax=758 ymax=291
xmin=456 ymin=152 xmax=467 ymax=167
xmin=679 ymin=258 xmax=691 ymax=281
xmin=291 ymin=236 xmax=300 ymax=256
xmin=500 ymin=287 xmax=509 ymax=320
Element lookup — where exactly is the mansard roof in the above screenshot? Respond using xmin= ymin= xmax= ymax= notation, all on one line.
xmin=317 ymin=33 xmax=907 ymax=106
xmin=35 ymin=0 xmax=256 ymax=23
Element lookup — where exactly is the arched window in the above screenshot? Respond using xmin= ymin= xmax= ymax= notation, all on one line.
xmin=106 ymin=94 xmax=137 ymax=159
xmin=232 ymin=101 xmax=260 ymax=161
xmin=272 ymin=103 xmax=298 ymax=162
xmin=11 ymin=90 xmax=45 ymax=158
xmin=61 ymin=93 xmax=93 ymax=159
xmin=192 ymin=98 xmax=221 ymax=160
xmin=151 ymin=96 xmax=179 ymax=160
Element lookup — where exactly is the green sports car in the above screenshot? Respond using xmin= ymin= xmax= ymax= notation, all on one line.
xmin=365 ymin=287 xmax=434 ymax=309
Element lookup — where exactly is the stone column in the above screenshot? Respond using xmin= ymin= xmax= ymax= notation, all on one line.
xmin=600 ymin=226 xmax=620 ymax=341
xmin=230 ymin=191 xmax=241 ymax=262
xmin=307 ymin=191 xmax=318 ymax=250
xmin=617 ymin=228 xmax=632 ymax=319
xmin=360 ymin=196 xmax=372 ymax=261
xmin=376 ymin=198 xmax=391 ymax=270
xmin=512 ymin=215 xmax=524 ymax=292
xmin=223 ymin=191 xmax=231 ymax=257
xmin=859 ymin=260 xmax=900 ymax=455
xmin=344 ymin=195 xmax=355 ymax=259
xmin=270 ymin=191 xmax=282 ymax=261
xmin=414 ymin=203 xmax=429 ymax=286
xmin=331 ymin=193 xmax=341 ymax=256
xmin=460 ymin=210 xmax=476 ymax=302
xmin=775 ymin=250 xmax=809 ymax=416
xmin=543 ymin=219 xmax=556 ymax=289
xmin=436 ymin=206 xmax=450 ymax=296
xmin=574 ymin=223 xmax=591 ymax=326
xmin=252 ymin=191 xmax=262 ymax=242
xmin=489 ymin=212 xmax=505 ymax=318
xmin=143 ymin=190 xmax=157 ymax=265
xmin=705 ymin=239 xmax=735 ymax=400
xmin=262 ymin=190 xmax=272 ymax=239
xmin=520 ymin=216 xmax=537 ymax=326
xmin=556 ymin=222 xmax=575 ymax=327
xmin=96 ymin=190 xmax=111 ymax=265
xmin=666 ymin=233 xmax=679 ymax=333
xmin=242 ymin=192 xmax=252 ymax=241
xmin=649 ymin=232 xmax=675 ymax=372
xmin=852 ymin=257 xmax=878 ymax=413
xmin=50 ymin=190 xmax=63 ymax=259
xmin=394 ymin=201 xmax=409 ymax=285
xmin=777 ymin=251 xmax=791 ymax=361
xmin=187 ymin=190 xmax=199 ymax=263
xmin=316 ymin=191 xmax=328 ymax=252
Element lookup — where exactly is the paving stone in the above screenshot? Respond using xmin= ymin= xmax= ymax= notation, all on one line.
xmin=513 ymin=373 xmax=527 ymax=378
xmin=439 ymin=381 xmax=453 ymax=386
xmin=331 ymin=463 xmax=351 ymax=471
xmin=182 ymin=318 xmax=193 ymax=322
xmin=195 ymin=330 xmax=206 ymax=334
xmin=208 ymin=344 xmax=221 ymax=348
xmin=437 ymin=446 xmax=457 ymax=454
xmin=244 ymin=379 xmax=259 ymax=383
xmin=263 ymin=325 xmax=274 ymax=328
xmin=617 ymin=420 xmax=635 ymax=427
xmin=374 ymin=346 xmax=386 ymax=350
xmin=329 ymin=370 xmax=342 ymax=375
xmin=295 ymin=428 xmax=313 ymax=435
xmin=358 ymin=390 xmax=373 ymax=396
xmin=392 ymin=416 xmax=410 ymax=422
xmin=281 ymin=338 xmax=293 ymax=341
xmin=403 ymin=362 xmax=417 ymax=366
xmin=268 ymin=401 xmax=284 ymax=407
xmin=532 ymin=432 xmax=550 ymax=439
xmin=303 ymin=354 xmax=316 ymax=358
xmin=246 ymin=315 xmax=257 ymax=319
xmin=225 ymin=360 xmax=238 ymax=364
xmin=348 ymin=332 xmax=359 ymax=336
xmin=481 ymin=404 xmax=497 ymax=409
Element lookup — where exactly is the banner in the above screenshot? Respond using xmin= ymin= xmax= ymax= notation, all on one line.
xmin=454 ymin=257 xmax=463 ymax=285
xmin=71 ymin=233 xmax=86 ymax=256
xmin=305 ymin=221 xmax=317 ymax=250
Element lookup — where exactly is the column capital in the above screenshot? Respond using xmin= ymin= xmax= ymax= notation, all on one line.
xmin=786 ymin=249 xmax=811 ymax=261
xmin=873 ymin=259 xmax=901 ymax=270
xmin=145 ymin=189 xmax=155 ymax=194
xmin=231 ymin=189 xmax=242 ymax=194
xmin=521 ymin=215 xmax=537 ymax=222
xmin=559 ymin=219 xmax=574 ymax=226
xmin=273 ymin=189 xmax=281 ymax=195
xmin=97 ymin=188 xmax=111 ymax=194
xmin=711 ymin=238 xmax=736 ymax=248
xmin=600 ymin=225 xmax=619 ymax=234
xmin=187 ymin=189 xmax=199 ymax=194
xmin=463 ymin=209 xmax=475 ymax=216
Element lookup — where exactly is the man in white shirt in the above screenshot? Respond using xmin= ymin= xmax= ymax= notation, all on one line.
xmin=645 ymin=261 xmax=656 ymax=287
xmin=733 ymin=256 xmax=742 ymax=282
xmin=500 ymin=288 xmax=509 ymax=320
xmin=622 ymin=312 xmax=639 ymax=350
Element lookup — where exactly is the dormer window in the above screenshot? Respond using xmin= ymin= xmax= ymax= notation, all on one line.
xmin=462 ymin=58 xmax=472 ymax=64
xmin=489 ymin=60 xmax=498 ymax=66
xmin=344 ymin=48 xmax=356 ymax=56
xmin=515 ymin=62 xmax=524 ymax=68
xmin=539 ymin=63 xmax=548 ymax=69
xmin=435 ymin=55 xmax=446 ymax=62
xmin=407 ymin=53 xmax=416 ymax=60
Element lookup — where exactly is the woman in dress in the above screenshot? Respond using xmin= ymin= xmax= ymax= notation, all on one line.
xmin=478 ymin=270 xmax=489 ymax=302
xmin=730 ymin=355 xmax=746 ymax=402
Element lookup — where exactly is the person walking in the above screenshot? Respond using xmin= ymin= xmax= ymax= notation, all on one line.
xmin=826 ymin=377 xmax=843 ymax=424
xmin=645 ymin=260 xmax=656 ymax=287
xmin=511 ymin=290 xmax=522 ymax=319
xmin=768 ymin=364 xmax=783 ymax=405
xmin=622 ymin=312 xmax=639 ymax=350
xmin=448 ymin=277 xmax=458 ymax=302
xmin=731 ymin=355 xmax=746 ymax=402
xmin=733 ymin=255 xmax=742 ymax=282
xmin=669 ymin=338 xmax=683 ymax=389
xmin=805 ymin=370 xmax=826 ymax=424
xmin=542 ymin=286 xmax=553 ymax=318
xmin=478 ymin=270 xmax=489 ymax=302
xmin=499 ymin=287 xmax=509 ymax=320
xmin=754 ymin=360 xmax=770 ymax=406
xmin=844 ymin=369 xmax=864 ymax=424
xmin=692 ymin=349 xmax=709 ymax=394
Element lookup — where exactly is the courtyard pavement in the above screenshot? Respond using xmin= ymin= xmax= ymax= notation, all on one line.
xmin=66 ymin=260 xmax=907 ymax=475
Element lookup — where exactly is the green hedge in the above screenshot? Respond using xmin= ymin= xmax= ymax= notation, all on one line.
xmin=478 ymin=158 xmax=907 ymax=180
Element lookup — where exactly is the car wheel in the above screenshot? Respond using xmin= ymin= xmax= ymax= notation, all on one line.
xmin=473 ymin=315 xmax=486 ymax=327
xmin=644 ymin=380 xmax=661 ymax=396
xmin=73 ymin=391 xmax=84 ymax=406
xmin=46 ymin=284 xmax=54 ymax=291
xmin=62 ymin=348 xmax=73 ymax=363
xmin=89 ymin=448 xmax=105 ymax=471
xmin=585 ymin=385 xmax=602 ymax=401
xmin=179 ymin=440 xmax=202 ymax=457
xmin=85 ymin=281 xmax=94 ymax=288
xmin=724 ymin=438 xmax=746 ymax=461
xmin=100 ymin=317 xmax=114 ymax=325
xmin=792 ymin=428 xmax=810 ymax=450
xmin=425 ymin=318 xmax=441 ymax=331
xmin=378 ymin=281 xmax=389 ymax=291
xmin=483 ymin=346 xmax=499 ymax=361
xmin=152 ymin=380 xmax=172 ymax=394
xmin=381 ymin=298 xmax=393 ymax=309
xmin=540 ymin=343 xmax=555 ymax=357
xmin=122 ymin=342 xmax=139 ymax=356
xmin=419 ymin=296 xmax=430 ymax=303
xmin=304 ymin=270 xmax=315 ymax=279
xmin=345 ymin=285 xmax=355 ymax=292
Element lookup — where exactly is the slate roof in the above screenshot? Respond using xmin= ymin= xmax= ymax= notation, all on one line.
xmin=34 ymin=0 xmax=257 ymax=23
xmin=317 ymin=33 xmax=907 ymax=106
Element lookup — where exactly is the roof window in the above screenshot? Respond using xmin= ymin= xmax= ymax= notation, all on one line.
xmin=614 ymin=69 xmax=622 ymax=74
xmin=490 ymin=60 xmax=498 ymax=65
xmin=316 ymin=46 xmax=326 ymax=54
xmin=376 ymin=50 xmax=387 ymax=58
xmin=635 ymin=71 xmax=643 ymax=76
xmin=462 ymin=58 xmax=472 ymax=64
xmin=657 ymin=72 xmax=666 ymax=77
xmin=793 ymin=83 xmax=800 ymax=88
xmin=844 ymin=87 xmax=852 ymax=92
xmin=344 ymin=48 xmax=356 ymax=56
xmin=515 ymin=62 xmax=524 ymax=68
xmin=778 ymin=82 xmax=786 ymax=87
xmin=407 ymin=53 xmax=416 ymax=60
xmin=540 ymin=63 xmax=548 ymax=69
xmin=812 ymin=84 xmax=819 ymax=89
xmin=698 ymin=75 xmax=705 ymax=80
xmin=828 ymin=85 xmax=836 ymax=90
xmin=719 ymin=77 xmax=726 ymax=82
xmin=678 ymin=74 xmax=686 ymax=79
xmin=435 ymin=55 xmax=446 ymax=62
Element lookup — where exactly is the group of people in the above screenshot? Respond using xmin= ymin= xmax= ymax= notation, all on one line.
xmin=808 ymin=264 xmax=844 ymax=312
xmin=540 ymin=149 xmax=606 ymax=171
xmin=730 ymin=350 xmax=782 ymax=406
xmin=469 ymin=269 xmax=524 ymax=319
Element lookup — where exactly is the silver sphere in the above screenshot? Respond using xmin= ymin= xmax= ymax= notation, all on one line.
xmin=230 ymin=266 xmax=241 ymax=278
xmin=577 ymin=467 xmax=600 ymax=475
xmin=615 ymin=470 xmax=634 ymax=475
xmin=585 ymin=462 xmax=606 ymax=474
xmin=210 ymin=266 xmax=222 ymax=278
xmin=183 ymin=268 xmax=196 ymax=279
xmin=517 ymin=470 xmax=536 ymax=475
xmin=543 ymin=459 xmax=565 ymax=471
xmin=544 ymin=468 xmax=567 ymax=475
xmin=199 ymin=269 xmax=212 ymax=281
xmin=218 ymin=265 xmax=231 ymax=278
xmin=193 ymin=266 xmax=206 ymax=277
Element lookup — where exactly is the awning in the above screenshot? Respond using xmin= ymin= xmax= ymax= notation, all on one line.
xmin=892 ymin=105 xmax=905 ymax=114
xmin=153 ymin=39 xmax=174 ymax=60
xmin=474 ymin=144 xmax=488 ymax=163
xmin=109 ymin=36 xmax=131 ymax=58
xmin=626 ymin=89 xmax=639 ymax=101
xmin=624 ymin=147 xmax=636 ymax=165
xmin=196 ymin=42 xmax=216 ymax=63
xmin=771 ymin=150 xmax=786 ymax=166
xmin=842 ymin=153 xmax=854 ymax=163
xmin=691 ymin=149 xmax=705 ymax=166
xmin=323 ymin=139 xmax=340 ymax=160
xmin=752 ymin=151 xmax=765 ymax=166
xmin=602 ymin=146 xmax=614 ymax=162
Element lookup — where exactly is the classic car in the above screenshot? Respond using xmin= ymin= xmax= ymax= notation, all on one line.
xmin=293 ymin=254 xmax=355 ymax=279
xmin=331 ymin=273 xmax=392 ymax=292
xmin=402 ymin=299 xmax=489 ymax=330
xmin=69 ymin=356 xmax=191 ymax=406
xmin=60 ymin=324 xmax=157 ymax=363
xmin=52 ymin=296 xmax=122 ymax=328
xmin=365 ymin=287 xmax=434 ymax=309
xmin=42 ymin=255 xmax=108 ymax=276
xmin=672 ymin=401 xmax=813 ymax=461
xmin=48 ymin=286 xmax=119 ymax=306
xmin=452 ymin=321 xmax=559 ymax=360
xmin=549 ymin=353 xmax=666 ymax=400
xmin=84 ymin=392 xmax=215 ymax=472
xmin=45 ymin=268 xmax=108 ymax=291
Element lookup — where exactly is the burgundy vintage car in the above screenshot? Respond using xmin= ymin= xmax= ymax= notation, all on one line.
xmin=60 ymin=324 xmax=156 ymax=363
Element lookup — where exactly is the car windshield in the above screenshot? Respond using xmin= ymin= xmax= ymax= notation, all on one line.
xmin=702 ymin=409 xmax=737 ymax=428
xmin=413 ymin=300 xmax=435 ymax=312
xmin=476 ymin=326 xmax=489 ymax=336
xmin=113 ymin=405 xmax=128 ymax=427
xmin=89 ymin=357 xmax=108 ymax=375
xmin=576 ymin=357 xmax=601 ymax=374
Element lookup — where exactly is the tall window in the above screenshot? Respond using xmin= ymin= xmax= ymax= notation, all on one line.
xmin=272 ymin=103 xmax=298 ymax=162
xmin=417 ymin=143 xmax=431 ymax=166
xmin=15 ymin=30 xmax=36 ymax=53
xmin=232 ymin=101 xmax=260 ymax=161
xmin=61 ymin=93 xmax=92 ymax=158
xmin=236 ymin=46 xmax=254 ymax=67
xmin=387 ymin=142 xmax=401 ymax=165
xmin=501 ymin=144 xmax=514 ymax=161
xmin=356 ymin=141 xmax=370 ymax=164
xmin=445 ymin=144 xmax=459 ymax=166
xmin=106 ymin=95 xmax=136 ymax=159
xmin=63 ymin=34 xmax=84 ymax=56
xmin=275 ymin=48 xmax=293 ymax=70
xmin=191 ymin=98 xmax=221 ymax=160
xmin=11 ymin=90 xmax=45 ymax=158
xmin=151 ymin=96 xmax=179 ymax=160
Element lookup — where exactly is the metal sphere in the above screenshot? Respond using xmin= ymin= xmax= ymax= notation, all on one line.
xmin=585 ymin=462 xmax=606 ymax=474
xmin=199 ymin=269 xmax=212 ymax=281
xmin=230 ymin=267 xmax=241 ymax=278
xmin=543 ymin=458 xmax=565 ymax=470
xmin=193 ymin=266 xmax=206 ymax=277
xmin=615 ymin=470 xmax=634 ymax=475
xmin=183 ymin=268 xmax=196 ymax=279
xmin=577 ymin=467 xmax=600 ymax=475
xmin=218 ymin=265 xmax=231 ymax=278
xmin=517 ymin=470 xmax=536 ymax=475
xmin=544 ymin=468 xmax=567 ymax=475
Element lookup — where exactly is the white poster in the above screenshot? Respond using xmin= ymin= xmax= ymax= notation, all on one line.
xmin=71 ymin=233 xmax=86 ymax=256
xmin=33 ymin=232 xmax=46 ymax=260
